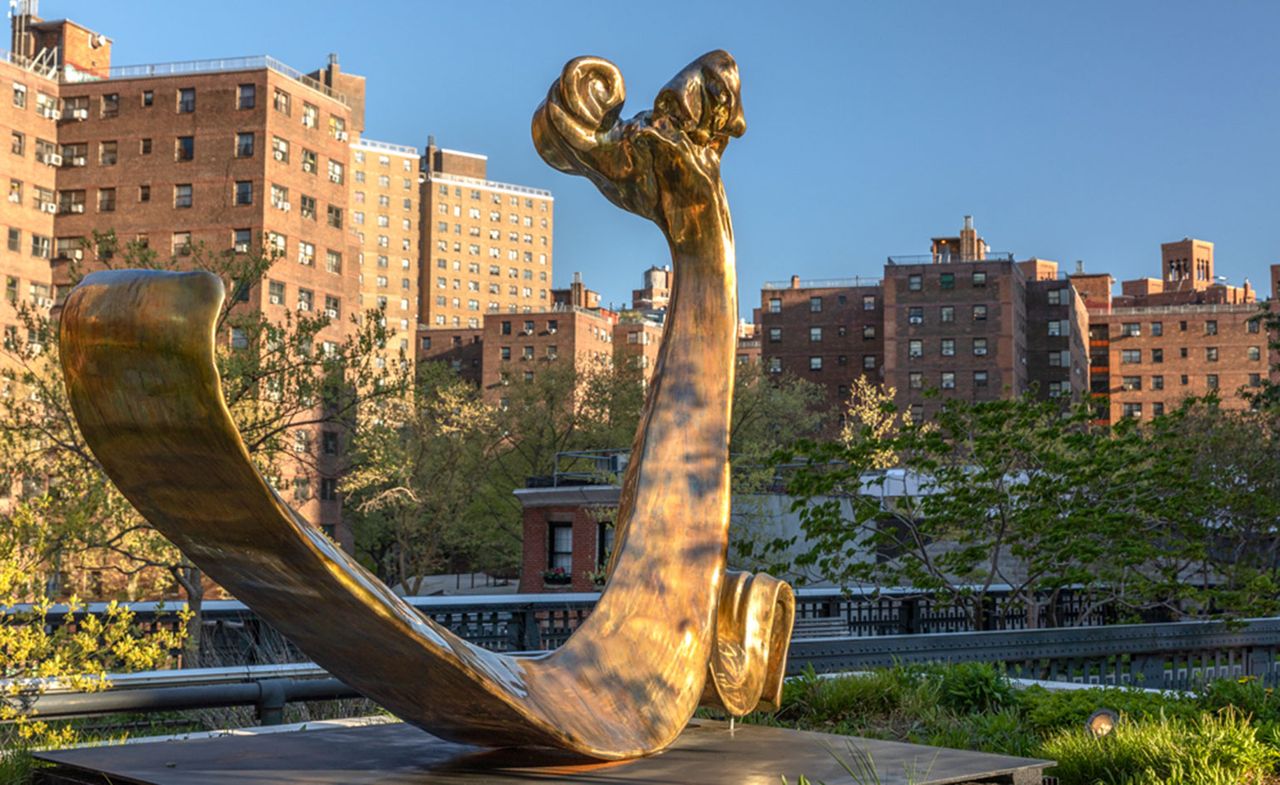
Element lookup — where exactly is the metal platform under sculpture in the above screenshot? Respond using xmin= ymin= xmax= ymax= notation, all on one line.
xmin=34 ymin=720 xmax=1051 ymax=785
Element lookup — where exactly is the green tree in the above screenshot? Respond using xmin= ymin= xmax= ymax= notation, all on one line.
xmin=0 ymin=232 xmax=404 ymax=650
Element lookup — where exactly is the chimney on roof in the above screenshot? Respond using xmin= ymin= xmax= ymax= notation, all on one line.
xmin=328 ymin=52 xmax=338 ymax=66
xmin=1075 ymin=260 xmax=1084 ymax=274
xmin=790 ymin=275 xmax=800 ymax=289
xmin=573 ymin=271 xmax=582 ymax=285
xmin=963 ymin=215 xmax=974 ymax=231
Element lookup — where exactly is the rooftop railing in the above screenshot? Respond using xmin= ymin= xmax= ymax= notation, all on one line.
xmin=886 ymin=252 xmax=1016 ymax=265
xmin=762 ymin=276 xmax=882 ymax=290
xmin=426 ymin=170 xmax=553 ymax=199
xmin=1100 ymin=302 xmax=1262 ymax=316
xmin=98 ymin=55 xmax=349 ymax=107
xmin=352 ymin=137 xmax=420 ymax=157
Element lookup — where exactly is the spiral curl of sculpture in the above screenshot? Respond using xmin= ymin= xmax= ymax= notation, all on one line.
xmin=58 ymin=50 xmax=794 ymax=761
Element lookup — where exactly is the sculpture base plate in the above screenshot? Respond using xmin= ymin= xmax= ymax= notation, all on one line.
xmin=35 ymin=719 xmax=1051 ymax=785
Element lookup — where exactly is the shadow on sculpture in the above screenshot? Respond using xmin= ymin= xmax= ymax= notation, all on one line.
xmin=58 ymin=50 xmax=793 ymax=761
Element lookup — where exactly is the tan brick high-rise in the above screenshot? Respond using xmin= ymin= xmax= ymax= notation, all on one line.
xmin=417 ymin=140 xmax=553 ymax=336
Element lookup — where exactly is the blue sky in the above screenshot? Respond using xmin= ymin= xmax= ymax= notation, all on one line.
xmin=55 ymin=2 xmax=1280 ymax=315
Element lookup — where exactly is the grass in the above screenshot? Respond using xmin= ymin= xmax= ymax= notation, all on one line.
xmin=716 ymin=665 xmax=1280 ymax=785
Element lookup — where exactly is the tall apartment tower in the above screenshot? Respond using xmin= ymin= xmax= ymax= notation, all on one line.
xmin=416 ymin=139 xmax=554 ymax=344
xmin=0 ymin=8 xmax=376 ymax=543
xmin=349 ymin=138 xmax=420 ymax=361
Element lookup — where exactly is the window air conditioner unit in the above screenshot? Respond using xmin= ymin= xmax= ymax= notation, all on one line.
xmin=48 ymin=109 xmax=60 ymax=120
xmin=71 ymin=156 xmax=86 ymax=166
xmin=278 ymin=202 xmax=291 ymax=211
xmin=975 ymin=348 xmax=987 ymax=356
xmin=7 ymin=193 xmax=18 ymax=203
xmin=70 ymin=249 xmax=83 ymax=260
xmin=335 ymin=131 xmax=348 ymax=141
xmin=37 ymin=297 xmax=53 ymax=308
xmin=329 ymin=173 xmax=341 ymax=183
xmin=234 ymin=242 xmax=250 ymax=253
xmin=299 ymin=303 xmax=311 ymax=312
xmin=41 ymin=202 xmax=56 ymax=214
xmin=326 ymin=308 xmax=337 ymax=318
xmin=273 ymin=150 xmax=285 ymax=161
xmin=71 ymin=108 xmax=87 ymax=120
xmin=70 ymin=204 xmax=85 ymax=213
xmin=547 ymin=327 xmax=556 ymax=334
xmin=46 ymin=154 xmax=62 ymax=166
xmin=303 ymin=163 xmax=314 ymax=173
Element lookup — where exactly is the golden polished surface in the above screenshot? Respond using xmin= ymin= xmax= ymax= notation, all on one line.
xmin=59 ymin=50 xmax=793 ymax=760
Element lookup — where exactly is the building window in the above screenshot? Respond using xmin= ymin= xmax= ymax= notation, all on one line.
xmin=1151 ymin=348 xmax=1163 ymax=363
xmin=908 ymin=274 xmax=922 ymax=292
xmin=1152 ymin=402 xmax=1165 ymax=417
xmin=548 ymin=523 xmax=573 ymax=572
xmin=234 ymin=181 xmax=253 ymax=206
xmin=176 ymin=136 xmax=194 ymax=161
xmin=235 ymin=132 xmax=254 ymax=158
xmin=1123 ymin=403 xmax=1142 ymax=419
xmin=97 ymin=188 xmax=116 ymax=212
xmin=1205 ymin=320 xmax=1218 ymax=335
xmin=177 ymin=88 xmax=195 ymax=113
xmin=1205 ymin=347 xmax=1218 ymax=362
xmin=908 ymin=339 xmax=923 ymax=359
xmin=973 ymin=370 xmax=988 ymax=387
xmin=1121 ymin=349 xmax=1141 ymax=364
xmin=768 ymin=297 xmax=781 ymax=313
xmin=1122 ymin=376 xmax=1141 ymax=391
xmin=1248 ymin=319 xmax=1260 ymax=334
xmin=1048 ymin=319 xmax=1067 ymax=337
xmin=326 ymin=250 xmax=342 ymax=274
xmin=268 ymin=280 xmax=285 ymax=305
xmin=11 ymin=83 xmax=25 ymax=108
xmin=237 ymin=84 xmax=255 ymax=109
xmin=1121 ymin=322 xmax=1140 ymax=337
xmin=809 ymin=327 xmax=822 ymax=342
xmin=302 ymin=149 xmax=317 ymax=173
xmin=940 ymin=305 xmax=954 ymax=323
xmin=862 ymin=355 xmax=876 ymax=370
xmin=1152 ymin=375 xmax=1164 ymax=390
xmin=1207 ymin=374 xmax=1219 ymax=389
xmin=767 ymin=358 xmax=783 ymax=374
xmin=327 ymin=205 xmax=343 ymax=229
xmin=809 ymin=296 xmax=822 ymax=313
xmin=863 ymin=325 xmax=876 ymax=339
xmin=1181 ymin=374 xmax=1189 ymax=386
xmin=174 ymin=184 xmax=192 ymax=208
xmin=1180 ymin=347 xmax=1189 ymax=359
xmin=302 ymin=103 xmax=318 ymax=128
xmin=138 ymin=184 xmax=150 ymax=203
xmin=766 ymin=327 xmax=782 ymax=343
xmin=1248 ymin=345 xmax=1262 ymax=361
xmin=297 ymin=288 xmax=314 ymax=312
xmin=909 ymin=372 xmax=923 ymax=389
xmin=908 ymin=306 xmax=923 ymax=325
xmin=100 ymin=141 xmax=118 ymax=165
xmin=809 ymin=356 xmax=822 ymax=371
xmin=101 ymin=92 xmax=118 ymax=117
xmin=940 ymin=372 xmax=956 ymax=389
xmin=973 ymin=338 xmax=987 ymax=356
xmin=940 ymin=338 xmax=955 ymax=357
xmin=1151 ymin=321 xmax=1163 ymax=336
xmin=1250 ymin=373 xmax=1262 ymax=386
xmin=300 ymin=195 xmax=317 ymax=220
xmin=863 ymin=294 xmax=876 ymax=310
xmin=171 ymin=231 xmax=192 ymax=257
xmin=1047 ymin=288 xmax=1064 ymax=305
xmin=328 ymin=160 xmax=344 ymax=184
xmin=1049 ymin=350 xmax=1070 ymax=367
xmin=940 ymin=273 xmax=955 ymax=290
xmin=972 ymin=305 xmax=987 ymax=321
xmin=9 ymin=132 xmax=21 ymax=156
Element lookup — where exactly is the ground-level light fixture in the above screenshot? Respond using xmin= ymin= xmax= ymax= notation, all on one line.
xmin=1086 ymin=708 xmax=1119 ymax=738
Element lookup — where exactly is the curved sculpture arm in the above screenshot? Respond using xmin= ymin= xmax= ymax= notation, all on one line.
xmin=59 ymin=50 xmax=793 ymax=762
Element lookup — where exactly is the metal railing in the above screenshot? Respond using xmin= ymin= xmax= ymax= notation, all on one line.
xmin=426 ymin=170 xmax=553 ymax=199
xmin=762 ymin=276 xmax=882 ymax=290
xmin=351 ymin=138 xmax=420 ymax=157
xmin=886 ymin=252 xmax=1015 ymax=265
xmin=1096 ymin=303 xmax=1262 ymax=316
xmin=16 ymin=615 xmax=1280 ymax=726
xmin=103 ymin=55 xmax=350 ymax=107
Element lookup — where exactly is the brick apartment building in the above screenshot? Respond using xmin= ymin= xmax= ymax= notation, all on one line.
xmin=416 ymin=140 xmax=554 ymax=334
xmin=761 ymin=218 xmax=1089 ymax=419
xmin=0 ymin=7 xmax=435 ymax=544
xmin=1072 ymin=239 xmax=1275 ymax=423
xmin=350 ymin=137 xmax=420 ymax=363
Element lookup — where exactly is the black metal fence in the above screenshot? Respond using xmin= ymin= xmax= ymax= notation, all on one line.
xmin=38 ymin=585 xmax=1123 ymax=665
xmin=17 ymin=615 xmax=1280 ymax=728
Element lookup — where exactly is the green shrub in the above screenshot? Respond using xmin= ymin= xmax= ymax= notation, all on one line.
xmin=1017 ymin=685 xmax=1198 ymax=734
xmin=932 ymin=662 xmax=1015 ymax=715
xmin=1197 ymin=677 xmax=1280 ymax=724
xmin=1040 ymin=708 xmax=1278 ymax=785
xmin=921 ymin=707 xmax=1040 ymax=757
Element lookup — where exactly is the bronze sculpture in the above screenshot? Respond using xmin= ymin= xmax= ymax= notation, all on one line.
xmin=58 ymin=50 xmax=794 ymax=760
